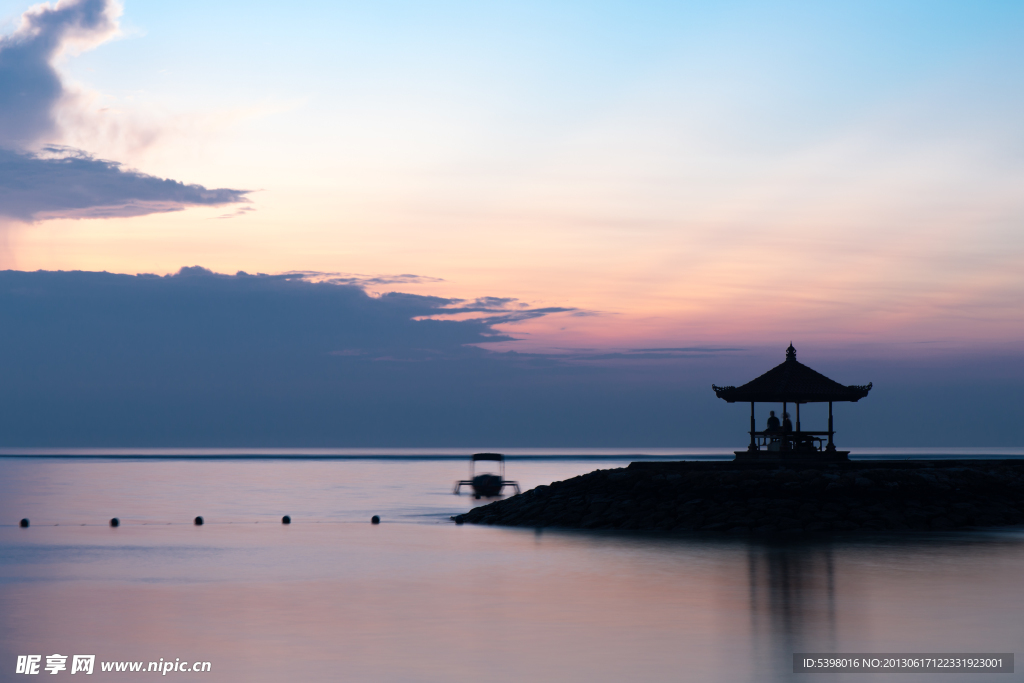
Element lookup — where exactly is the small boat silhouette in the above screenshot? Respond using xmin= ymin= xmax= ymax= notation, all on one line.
xmin=453 ymin=453 xmax=521 ymax=499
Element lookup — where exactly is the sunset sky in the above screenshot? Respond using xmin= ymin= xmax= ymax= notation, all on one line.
xmin=1 ymin=0 xmax=1022 ymax=445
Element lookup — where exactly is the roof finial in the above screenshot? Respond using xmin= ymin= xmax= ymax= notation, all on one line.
xmin=786 ymin=342 xmax=796 ymax=361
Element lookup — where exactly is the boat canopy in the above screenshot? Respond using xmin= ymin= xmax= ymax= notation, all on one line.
xmin=471 ymin=453 xmax=504 ymax=462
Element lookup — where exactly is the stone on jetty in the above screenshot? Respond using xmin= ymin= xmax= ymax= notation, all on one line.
xmin=451 ymin=460 xmax=1024 ymax=535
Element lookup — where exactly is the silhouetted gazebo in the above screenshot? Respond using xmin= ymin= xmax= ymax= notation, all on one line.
xmin=712 ymin=344 xmax=871 ymax=461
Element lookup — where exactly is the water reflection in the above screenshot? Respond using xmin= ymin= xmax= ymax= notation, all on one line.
xmin=747 ymin=543 xmax=838 ymax=676
xmin=740 ymin=534 xmax=1024 ymax=682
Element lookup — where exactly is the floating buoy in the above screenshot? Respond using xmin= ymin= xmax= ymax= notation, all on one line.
xmin=282 ymin=515 xmax=291 ymax=524
xmin=110 ymin=518 xmax=120 ymax=527
xmin=371 ymin=515 xmax=380 ymax=524
xmin=19 ymin=518 xmax=29 ymax=528
xmin=194 ymin=516 xmax=204 ymax=526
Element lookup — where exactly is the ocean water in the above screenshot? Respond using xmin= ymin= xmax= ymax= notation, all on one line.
xmin=1 ymin=451 xmax=1022 ymax=682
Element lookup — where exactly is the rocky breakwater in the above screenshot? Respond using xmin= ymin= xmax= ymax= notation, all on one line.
xmin=452 ymin=460 xmax=1024 ymax=534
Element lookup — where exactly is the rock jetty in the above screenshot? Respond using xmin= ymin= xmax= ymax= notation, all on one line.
xmin=452 ymin=460 xmax=1024 ymax=534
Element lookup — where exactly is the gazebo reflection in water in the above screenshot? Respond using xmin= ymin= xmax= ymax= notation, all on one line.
xmin=713 ymin=344 xmax=872 ymax=462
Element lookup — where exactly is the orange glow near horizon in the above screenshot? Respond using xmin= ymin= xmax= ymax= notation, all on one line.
xmin=6 ymin=193 xmax=1022 ymax=356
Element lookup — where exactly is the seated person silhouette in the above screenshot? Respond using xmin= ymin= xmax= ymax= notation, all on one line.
xmin=765 ymin=410 xmax=780 ymax=433
xmin=782 ymin=412 xmax=793 ymax=432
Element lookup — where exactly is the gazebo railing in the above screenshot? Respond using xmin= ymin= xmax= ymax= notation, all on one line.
xmin=749 ymin=430 xmax=832 ymax=452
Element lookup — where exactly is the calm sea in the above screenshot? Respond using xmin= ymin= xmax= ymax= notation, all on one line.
xmin=1 ymin=449 xmax=1022 ymax=682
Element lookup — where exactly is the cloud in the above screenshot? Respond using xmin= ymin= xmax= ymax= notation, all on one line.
xmin=212 ymin=206 xmax=256 ymax=220
xmin=492 ymin=346 xmax=746 ymax=363
xmin=0 ymin=0 xmax=249 ymax=221
xmin=0 ymin=266 xmax=726 ymax=446
xmin=409 ymin=294 xmax=575 ymax=329
xmin=0 ymin=0 xmax=120 ymax=149
xmin=281 ymin=272 xmax=447 ymax=287
xmin=628 ymin=347 xmax=746 ymax=354
xmin=0 ymin=266 xmax=553 ymax=365
xmin=0 ymin=267 xmax=1019 ymax=447
xmin=0 ymin=146 xmax=250 ymax=220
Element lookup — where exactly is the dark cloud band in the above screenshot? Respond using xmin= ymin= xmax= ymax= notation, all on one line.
xmin=0 ymin=267 xmax=1018 ymax=446
xmin=0 ymin=146 xmax=250 ymax=220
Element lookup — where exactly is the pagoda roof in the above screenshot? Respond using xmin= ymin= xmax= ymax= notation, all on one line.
xmin=712 ymin=344 xmax=871 ymax=404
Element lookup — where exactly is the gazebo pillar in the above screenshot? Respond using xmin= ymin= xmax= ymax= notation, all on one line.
xmin=749 ymin=402 xmax=756 ymax=451
xmin=826 ymin=401 xmax=835 ymax=452
xmin=782 ymin=401 xmax=788 ymax=451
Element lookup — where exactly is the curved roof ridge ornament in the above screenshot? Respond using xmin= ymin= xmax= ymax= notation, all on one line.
xmin=786 ymin=342 xmax=796 ymax=361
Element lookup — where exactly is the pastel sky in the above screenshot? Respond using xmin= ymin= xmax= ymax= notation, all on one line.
xmin=0 ymin=0 xmax=1022 ymax=446
xmin=2 ymin=0 xmax=1021 ymax=354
